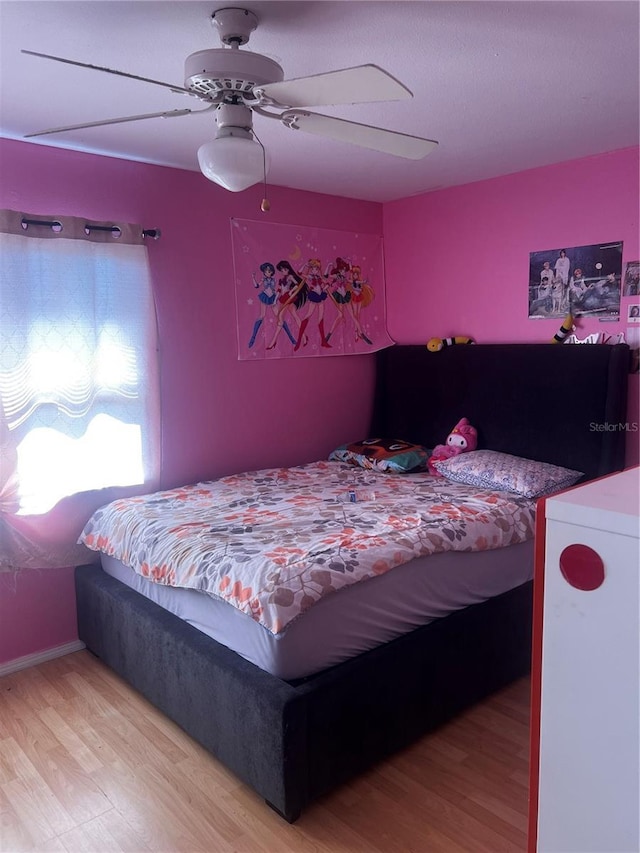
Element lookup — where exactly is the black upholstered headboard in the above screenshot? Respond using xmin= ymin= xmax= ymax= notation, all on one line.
xmin=371 ymin=344 xmax=629 ymax=483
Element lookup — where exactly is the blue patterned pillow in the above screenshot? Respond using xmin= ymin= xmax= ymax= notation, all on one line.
xmin=433 ymin=449 xmax=583 ymax=498
xmin=329 ymin=438 xmax=430 ymax=473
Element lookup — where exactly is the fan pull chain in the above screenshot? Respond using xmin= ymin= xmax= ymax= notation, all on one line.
xmin=252 ymin=128 xmax=270 ymax=212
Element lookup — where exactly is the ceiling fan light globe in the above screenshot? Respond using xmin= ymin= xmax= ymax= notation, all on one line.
xmin=197 ymin=135 xmax=268 ymax=192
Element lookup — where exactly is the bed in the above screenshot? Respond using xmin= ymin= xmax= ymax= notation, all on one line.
xmin=75 ymin=343 xmax=629 ymax=822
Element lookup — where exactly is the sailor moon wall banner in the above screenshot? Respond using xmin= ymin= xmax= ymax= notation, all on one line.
xmin=232 ymin=218 xmax=393 ymax=359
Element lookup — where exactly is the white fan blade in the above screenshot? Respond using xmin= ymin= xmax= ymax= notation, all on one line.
xmin=282 ymin=111 xmax=438 ymax=160
xmin=24 ymin=108 xmax=195 ymax=138
xmin=256 ymin=64 xmax=412 ymax=108
xmin=21 ymin=50 xmax=191 ymax=95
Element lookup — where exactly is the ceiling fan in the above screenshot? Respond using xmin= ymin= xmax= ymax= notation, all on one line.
xmin=22 ymin=6 xmax=438 ymax=194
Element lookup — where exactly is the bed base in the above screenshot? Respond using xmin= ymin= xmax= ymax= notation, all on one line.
xmin=75 ymin=342 xmax=629 ymax=821
xmin=76 ymin=563 xmax=532 ymax=822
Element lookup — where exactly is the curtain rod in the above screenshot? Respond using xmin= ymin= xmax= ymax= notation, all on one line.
xmin=20 ymin=217 xmax=161 ymax=240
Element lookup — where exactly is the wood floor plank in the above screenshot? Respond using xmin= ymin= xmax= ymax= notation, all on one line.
xmin=0 ymin=695 xmax=60 ymax=758
xmin=55 ymin=808 xmax=153 ymax=852
xmin=324 ymin=774 xmax=468 ymax=853
xmin=0 ymin=785 xmax=40 ymax=852
xmin=469 ymin=788 xmax=529 ymax=834
xmin=219 ymin=784 xmax=323 ymax=853
xmin=0 ymin=650 xmax=530 ymax=852
xmin=363 ymin=760 xmax=515 ymax=853
xmin=0 ymin=668 xmax=66 ymax=715
xmin=28 ymin=744 xmax=112 ymax=826
xmin=509 ymin=768 xmax=530 ymax=788
xmin=1 ymin=775 xmax=74 ymax=845
xmin=137 ymin=763 xmax=238 ymax=852
xmin=397 ymin=754 xmax=528 ymax=843
xmin=60 ymin=696 xmax=130 ymax=772
xmin=291 ymin=801 xmax=387 ymax=853
xmin=88 ymin=763 xmax=221 ymax=853
xmin=396 ymin=743 xmax=527 ymax=813
xmin=37 ymin=707 xmax=104 ymax=775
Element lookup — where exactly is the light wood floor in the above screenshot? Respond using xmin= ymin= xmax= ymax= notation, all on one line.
xmin=0 ymin=651 xmax=530 ymax=852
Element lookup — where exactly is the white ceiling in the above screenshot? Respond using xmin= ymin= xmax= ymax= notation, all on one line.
xmin=0 ymin=1 xmax=638 ymax=203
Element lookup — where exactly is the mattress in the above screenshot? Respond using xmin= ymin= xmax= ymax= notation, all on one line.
xmin=100 ymin=540 xmax=534 ymax=681
xmin=80 ymin=461 xmax=537 ymax=639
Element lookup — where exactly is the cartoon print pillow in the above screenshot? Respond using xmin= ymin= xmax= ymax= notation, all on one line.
xmin=329 ymin=438 xmax=431 ymax=473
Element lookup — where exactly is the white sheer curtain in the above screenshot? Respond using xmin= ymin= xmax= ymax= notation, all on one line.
xmin=0 ymin=209 xmax=161 ymax=570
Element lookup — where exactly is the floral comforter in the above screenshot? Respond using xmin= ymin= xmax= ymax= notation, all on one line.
xmin=79 ymin=460 xmax=535 ymax=635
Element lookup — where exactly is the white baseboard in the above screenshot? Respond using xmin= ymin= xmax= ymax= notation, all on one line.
xmin=0 ymin=640 xmax=86 ymax=677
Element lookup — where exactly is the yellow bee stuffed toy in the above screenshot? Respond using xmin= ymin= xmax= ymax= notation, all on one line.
xmin=427 ymin=336 xmax=475 ymax=352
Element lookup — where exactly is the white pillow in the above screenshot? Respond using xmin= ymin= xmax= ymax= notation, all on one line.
xmin=433 ymin=449 xmax=583 ymax=498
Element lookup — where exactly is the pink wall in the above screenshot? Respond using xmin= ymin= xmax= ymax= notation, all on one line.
xmin=383 ymin=147 xmax=640 ymax=467
xmin=0 ymin=137 xmax=381 ymax=664
xmin=0 ymin=567 xmax=78 ymax=663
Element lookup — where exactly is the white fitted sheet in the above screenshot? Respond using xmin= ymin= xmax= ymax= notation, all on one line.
xmin=100 ymin=540 xmax=533 ymax=681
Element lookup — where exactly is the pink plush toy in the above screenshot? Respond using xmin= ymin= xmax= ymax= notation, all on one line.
xmin=428 ymin=418 xmax=478 ymax=475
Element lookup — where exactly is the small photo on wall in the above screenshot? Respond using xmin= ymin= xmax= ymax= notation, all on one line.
xmin=627 ymin=303 xmax=640 ymax=323
xmin=623 ymin=261 xmax=639 ymax=296
xmin=528 ymin=241 xmax=623 ymax=320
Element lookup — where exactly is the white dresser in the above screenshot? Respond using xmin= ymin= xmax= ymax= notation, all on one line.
xmin=532 ymin=467 xmax=639 ymax=853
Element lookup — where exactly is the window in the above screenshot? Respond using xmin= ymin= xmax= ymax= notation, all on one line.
xmin=0 ymin=210 xmax=160 ymax=567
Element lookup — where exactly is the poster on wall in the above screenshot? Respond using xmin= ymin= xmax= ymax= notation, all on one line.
xmin=528 ymin=241 xmax=623 ymax=320
xmin=231 ymin=219 xmax=393 ymax=360
xmin=623 ymin=261 xmax=639 ymax=296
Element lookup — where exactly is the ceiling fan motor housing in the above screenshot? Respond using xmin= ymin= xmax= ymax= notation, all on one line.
xmin=184 ymin=48 xmax=284 ymax=101
xmin=211 ymin=7 xmax=258 ymax=46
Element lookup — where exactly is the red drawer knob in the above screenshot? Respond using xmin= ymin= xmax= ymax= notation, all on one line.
xmin=559 ymin=544 xmax=605 ymax=590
